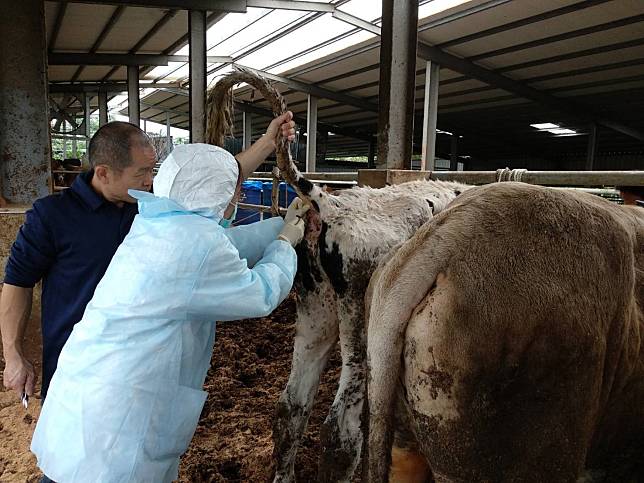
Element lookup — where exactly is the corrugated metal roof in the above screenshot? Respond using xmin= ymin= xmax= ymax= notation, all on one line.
xmin=45 ymin=0 xmax=644 ymax=163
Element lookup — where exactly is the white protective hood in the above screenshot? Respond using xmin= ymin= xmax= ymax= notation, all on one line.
xmin=153 ymin=143 xmax=239 ymax=217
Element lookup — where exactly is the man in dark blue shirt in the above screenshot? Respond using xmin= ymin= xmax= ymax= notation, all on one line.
xmin=1 ymin=113 xmax=296 ymax=408
xmin=1 ymin=121 xmax=157 ymax=402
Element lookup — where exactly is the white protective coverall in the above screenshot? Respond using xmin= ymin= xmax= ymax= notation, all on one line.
xmin=31 ymin=144 xmax=297 ymax=482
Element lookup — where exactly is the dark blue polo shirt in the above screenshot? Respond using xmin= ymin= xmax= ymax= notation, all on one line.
xmin=3 ymin=171 xmax=137 ymax=398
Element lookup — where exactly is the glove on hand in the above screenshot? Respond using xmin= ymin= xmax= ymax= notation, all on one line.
xmin=278 ymin=197 xmax=310 ymax=246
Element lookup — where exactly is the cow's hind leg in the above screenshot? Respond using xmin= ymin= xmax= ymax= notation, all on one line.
xmin=318 ymin=303 xmax=366 ymax=482
xmin=272 ymin=288 xmax=339 ymax=483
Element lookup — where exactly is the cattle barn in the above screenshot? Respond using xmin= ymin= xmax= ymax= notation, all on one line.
xmin=0 ymin=1 xmax=643 ymax=482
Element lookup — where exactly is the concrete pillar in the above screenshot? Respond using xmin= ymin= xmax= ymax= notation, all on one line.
xmin=189 ymin=10 xmax=206 ymax=143
xmin=127 ymin=65 xmax=140 ymax=126
xmin=586 ymin=123 xmax=597 ymax=170
xmin=0 ymin=0 xmax=51 ymax=205
xmin=242 ymin=112 xmax=252 ymax=150
xmin=421 ymin=60 xmax=440 ymax=170
xmin=306 ymin=94 xmax=318 ymax=172
xmin=377 ymin=0 xmax=418 ymax=169
xmin=99 ymin=91 xmax=108 ymax=126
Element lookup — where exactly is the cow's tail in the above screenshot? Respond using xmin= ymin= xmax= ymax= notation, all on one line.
xmin=205 ymin=66 xmax=325 ymax=205
xmin=366 ymin=218 xmax=454 ymax=482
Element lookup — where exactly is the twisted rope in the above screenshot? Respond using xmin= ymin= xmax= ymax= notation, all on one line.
xmin=496 ymin=168 xmax=527 ymax=182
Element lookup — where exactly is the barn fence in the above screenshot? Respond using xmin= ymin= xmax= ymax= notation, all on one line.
xmin=238 ymin=168 xmax=643 ymax=224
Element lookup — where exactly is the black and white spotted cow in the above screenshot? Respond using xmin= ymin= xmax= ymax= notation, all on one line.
xmin=271 ymin=178 xmax=469 ymax=482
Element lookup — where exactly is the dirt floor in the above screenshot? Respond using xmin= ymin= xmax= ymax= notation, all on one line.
xmin=0 ymin=292 xmax=342 ymax=482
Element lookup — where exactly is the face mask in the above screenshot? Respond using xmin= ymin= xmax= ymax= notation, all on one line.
xmin=219 ymin=203 xmax=238 ymax=228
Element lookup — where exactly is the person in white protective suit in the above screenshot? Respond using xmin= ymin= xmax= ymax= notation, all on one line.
xmin=30 ymin=142 xmax=309 ymax=483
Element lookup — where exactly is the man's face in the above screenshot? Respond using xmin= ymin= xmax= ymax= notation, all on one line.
xmin=107 ymin=145 xmax=157 ymax=204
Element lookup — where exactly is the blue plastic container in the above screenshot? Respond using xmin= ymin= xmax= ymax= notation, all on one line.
xmin=235 ymin=181 xmax=263 ymax=225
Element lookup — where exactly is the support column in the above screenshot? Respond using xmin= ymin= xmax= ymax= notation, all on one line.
xmin=189 ymin=10 xmax=206 ymax=143
xmin=306 ymin=94 xmax=317 ymax=172
xmin=98 ymin=90 xmax=108 ymax=126
xmin=421 ymin=60 xmax=440 ymax=170
xmin=586 ymin=123 xmax=597 ymax=170
xmin=242 ymin=112 xmax=252 ymax=150
xmin=0 ymin=0 xmax=51 ymax=204
xmin=377 ymin=0 xmax=418 ymax=169
xmin=166 ymin=111 xmax=172 ymax=155
xmin=84 ymin=93 xmax=91 ymax=138
xmin=450 ymin=135 xmax=458 ymax=170
xmin=127 ymin=65 xmax=140 ymax=126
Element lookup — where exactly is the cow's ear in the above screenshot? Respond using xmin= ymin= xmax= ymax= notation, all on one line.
xmin=426 ymin=199 xmax=435 ymax=212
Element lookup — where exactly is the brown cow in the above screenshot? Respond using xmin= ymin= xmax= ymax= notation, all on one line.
xmin=366 ymin=182 xmax=644 ymax=482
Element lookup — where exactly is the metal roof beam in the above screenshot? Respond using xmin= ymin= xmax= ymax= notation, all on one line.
xmin=436 ymin=73 xmax=644 ymax=101
xmin=139 ymin=11 xmax=226 ymax=78
xmin=332 ymin=10 xmax=381 ymax=34
xmin=416 ymin=42 xmax=644 ymax=141
xmin=436 ymin=0 xmax=612 ymax=49
xmin=418 ymin=0 xmax=512 ymax=31
xmin=234 ymin=64 xmax=379 ymax=112
xmin=49 ymin=82 xmax=182 ymax=93
xmin=171 ymin=55 xmax=232 ymax=63
xmin=71 ymin=5 xmax=125 ymax=82
xmin=102 ymin=9 xmax=179 ymax=81
xmin=140 ymin=102 xmax=187 ymax=116
xmin=48 ymin=3 xmax=67 ymax=51
xmin=468 ymin=13 xmax=644 ymax=62
xmin=443 ymin=56 xmax=644 ymax=86
xmin=54 ymin=0 xmax=247 ymax=12
xmin=49 ymin=53 xmax=232 ymax=66
xmin=246 ymin=0 xmax=333 ymax=12
xmin=54 ymin=0 xmax=345 ymax=13
xmin=525 ymin=57 xmax=644 ymax=84
xmin=497 ymin=37 xmax=644 ymax=74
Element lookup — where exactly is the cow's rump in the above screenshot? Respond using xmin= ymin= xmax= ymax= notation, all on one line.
xmin=367 ymin=182 xmax=644 ymax=482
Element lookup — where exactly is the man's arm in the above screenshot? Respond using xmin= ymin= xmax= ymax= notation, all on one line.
xmin=235 ymin=111 xmax=296 ymax=180
xmin=1 ymin=284 xmax=36 ymax=397
xmin=1 ymin=201 xmax=55 ymax=399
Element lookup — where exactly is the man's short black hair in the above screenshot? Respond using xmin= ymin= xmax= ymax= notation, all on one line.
xmin=88 ymin=121 xmax=153 ymax=170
